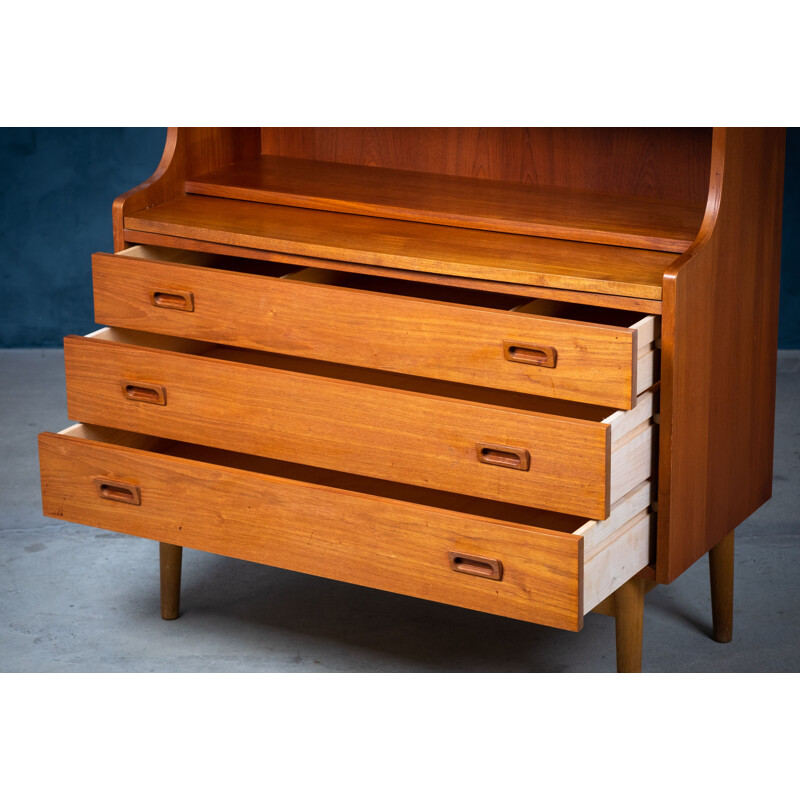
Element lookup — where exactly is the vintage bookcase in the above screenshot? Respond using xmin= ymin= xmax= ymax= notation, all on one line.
xmin=38 ymin=127 xmax=785 ymax=671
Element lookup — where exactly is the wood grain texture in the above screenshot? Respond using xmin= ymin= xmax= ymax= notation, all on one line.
xmin=112 ymin=128 xmax=261 ymax=251
xmin=609 ymin=424 xmax=654 ymax=507
xmin=159 ymin=542 xmax=182 ymax=620
xmin=580 ymin=480 xmax=654 ymax=610
xmin=657 ymin=128 xmax=785 ymax=583
xmin=123 ymin=195 xmax=674 ymax=300
xmin=603 ymin=387 xmax=656 ymax=445
xmin=63 ymin=333 xmax=617 ymax=517
xmin=591 ymin=578 xmax=657 ymax=616
xmin=586 ymin=511 xmax=652 ymax=612
xmin=613 ymin=573 xmax=646 ymax=672
xmin=186 ymin=155 xmax=703 ymax=251
xmin=38 ymin=428 xmax=585 ymax=631
xmin=120 ymin=230 xmax=664 ymax=314
xmin=259 ymin=128 xmax=712 ymax=204
xmin=709 ymin=530 xmax=734 ymax=643
xmin=92 ymin=248 xmax=650 ymax=408
xmin=86 ymin=322 xmax=624 ymax=424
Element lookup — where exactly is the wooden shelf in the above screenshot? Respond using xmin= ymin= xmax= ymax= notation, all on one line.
xmin=124 ymin=195 xmax=675 ymax=300
xmin=185 ymin=155 xmax=704 ymax=253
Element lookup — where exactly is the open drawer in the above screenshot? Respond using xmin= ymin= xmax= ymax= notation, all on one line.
xmin=64 ymin=328 xmax=656 ymax=519
xmin=93 ymin=245 xmax=658 ymax=409
xmin=38 ymin=424 xmax=656 ymax=632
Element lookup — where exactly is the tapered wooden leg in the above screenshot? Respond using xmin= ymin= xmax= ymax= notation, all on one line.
xmin=613 ymin=574 xmax=645 ymax=673
xmin=159 ymin=542 xmax=183 ymax=620
xmin=709 ymin=530 xmax=734 ymax=643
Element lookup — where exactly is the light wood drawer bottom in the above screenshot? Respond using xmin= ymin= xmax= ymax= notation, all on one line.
xmin=38 ymin=424 xmax=655 ymax=633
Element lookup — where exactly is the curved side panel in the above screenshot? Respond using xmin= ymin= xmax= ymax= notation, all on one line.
xmin=111 ymin=127 xmax=261 ymax=251
xmin=657 ymin=128 xmax=785 ymax=583
xmin=673 ymin=127 xmax=727 ymax=262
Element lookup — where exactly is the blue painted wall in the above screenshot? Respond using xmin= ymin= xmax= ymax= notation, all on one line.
xmin=1 ymin=127 xmax=798 ymax=347
xmin=0 ymin=128 xmax=167 ymax=346
xmin=781 ymin=129 xmax=799 ymax=348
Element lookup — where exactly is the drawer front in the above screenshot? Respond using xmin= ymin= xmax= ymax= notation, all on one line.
xmin=64 ymin=334 xmax=613 ymax=517
xmin=93 ymin=251 xmax=643 ymax=408
xmin=38 ymin=428 xmax=585 ymax=631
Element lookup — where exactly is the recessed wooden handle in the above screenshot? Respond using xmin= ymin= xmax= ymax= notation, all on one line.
xmin=503 ymin=341 xmax=557 ymax=368
xmin=94 ymin=478 xmax=141 ymax=505
xmin=121 ymin=381 xmax=167 ymax=405
xmin=449 ymin=551 xmax=503 ymax=581
xmin=150 ymin=289 xmax=194 ymax=312
xmin=476 ymin=442 xmax=531 ymax=471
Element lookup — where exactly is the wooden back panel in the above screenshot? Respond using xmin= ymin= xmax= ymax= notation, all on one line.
xmin=260 ymin=127 xmax=712 ymax=203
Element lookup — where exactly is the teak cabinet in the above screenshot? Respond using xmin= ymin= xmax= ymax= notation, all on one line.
xmin=38 ymin=127 xmax=785 ymax=671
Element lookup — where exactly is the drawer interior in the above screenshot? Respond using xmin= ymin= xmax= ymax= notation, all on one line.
xmin=116 ymin=245 xmax=656 ymax=335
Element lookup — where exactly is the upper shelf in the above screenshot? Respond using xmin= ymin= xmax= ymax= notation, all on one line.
xmin=123 ymin=195 xmax=675 ymax=300
xmin=185 ymin=155 xmax=705 ymax=253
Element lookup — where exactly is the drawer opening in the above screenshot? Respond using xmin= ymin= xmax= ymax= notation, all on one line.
xmin=113 ymin=245 xmax=655 ymax=333
xmin=116 ymin=244 xmax=294 ymax=279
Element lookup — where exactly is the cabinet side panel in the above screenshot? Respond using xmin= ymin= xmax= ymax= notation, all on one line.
xmin=658 ymin=128 xmax=785 ymax=582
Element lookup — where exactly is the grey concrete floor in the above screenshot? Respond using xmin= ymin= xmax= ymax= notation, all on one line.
xmin=1 ymin=348 xmax=798 ymax=672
